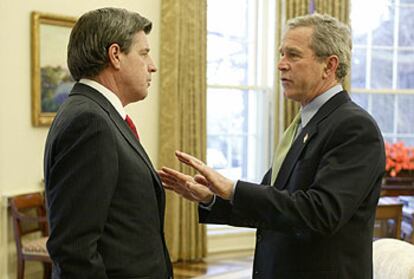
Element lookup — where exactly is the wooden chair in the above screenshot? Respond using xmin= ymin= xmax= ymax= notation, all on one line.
xmin=375 ymin=203 xmax=403 ymax=239
xmin=9 ymin=192 xmax=51 ymax=279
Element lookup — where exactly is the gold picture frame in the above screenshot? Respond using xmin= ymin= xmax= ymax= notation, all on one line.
xmin=31 ymin=11 xmax=77 ymax=126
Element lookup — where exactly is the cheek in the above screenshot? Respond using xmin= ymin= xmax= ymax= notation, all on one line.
xmin=133 ymin=63 xmax=148 ymax=80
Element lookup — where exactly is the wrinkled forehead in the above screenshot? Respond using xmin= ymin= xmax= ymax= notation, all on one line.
xmin=279 ymin=26 xmax=314 ymax=51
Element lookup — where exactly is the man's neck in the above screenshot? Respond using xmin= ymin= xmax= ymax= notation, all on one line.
xmin=301 ymin=78 xmax=340 ymax=106
xmin=91 ymin=71 xmax=127 ymax=106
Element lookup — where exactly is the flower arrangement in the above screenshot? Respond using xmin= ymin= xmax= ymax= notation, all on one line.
xmin=385 ymin=142 xmax=414 ymax=177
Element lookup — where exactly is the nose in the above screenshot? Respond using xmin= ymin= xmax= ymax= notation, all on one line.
xmin=148 ymin=56 xmax=157 ymax=73
xmin=277 ymin=57 xmax=288 ymax=71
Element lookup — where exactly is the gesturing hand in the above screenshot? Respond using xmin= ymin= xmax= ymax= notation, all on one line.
xmin=174 ymin=151 xmax=235 ymax=200
xmin=158 ymin=167 xmax=214 ymax=204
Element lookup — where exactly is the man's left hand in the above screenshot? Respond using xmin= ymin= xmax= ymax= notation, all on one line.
xmin=175 ymin=150 xmax=234 ymax=200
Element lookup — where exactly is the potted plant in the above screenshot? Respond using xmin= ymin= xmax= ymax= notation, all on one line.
xmin=384 ymin=142 xmax=414 ymax=185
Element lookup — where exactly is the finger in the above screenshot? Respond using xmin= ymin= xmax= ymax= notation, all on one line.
xmin=186 ymin=181 xmax=214 ymax=202
xmin=162 ymin=175 xmax=203 ymax=203
xmin=173 ymin=152 xmax=221 ymax=189
xmin=194 ymin=174 xmax=208 ymax=186
xmin=161 ymin=167 xmax=192 ymax=182
xmin=187 ymin=162 xmax=214 ymax=184
xmin=160 ymin=177 xmax=178 ymax=187
xmin=162 ymin=183 xmax=184 ymax=196
xmin=158 ymin=171 xmax=178 ymax=184
xmin=175 ymin=151 xmax=205 ymax=167
xmin=162 ymin=183 xmax=175 ymax=191
xmin=158 ymin=170 xmax=173 ymax=181
xmin=175 ymin=154 xmax=207 ymax=176
xmin=161 ymin=179 xmax=180 ymax=190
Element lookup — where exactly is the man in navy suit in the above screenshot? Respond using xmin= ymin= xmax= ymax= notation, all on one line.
xmin=160 ymin=13 xmax=385 ymax=279
xmin=44 ymin=8 xmax=172 ymax=279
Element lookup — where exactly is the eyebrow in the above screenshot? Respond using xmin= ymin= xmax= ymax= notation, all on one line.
xmin=279 ymin=46 xmax=302 ymax=53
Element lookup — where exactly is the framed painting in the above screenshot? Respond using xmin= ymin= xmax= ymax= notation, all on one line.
xmin=31 ymin=11 xmax=77 ymax=126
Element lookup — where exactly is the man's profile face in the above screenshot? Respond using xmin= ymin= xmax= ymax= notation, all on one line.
xmin=277 ymin=26 xmax=327 ymax=106
xmin=118 ymin=31 xmax=157 ymax=103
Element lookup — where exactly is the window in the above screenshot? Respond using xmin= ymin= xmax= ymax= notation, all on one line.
xmin=207 ymin=0 xmax=275 ymax=182
xmin=351 ymin=0 xmax=414 ymax=145
xmin=206 ymin=0 xmax=275 ymax=253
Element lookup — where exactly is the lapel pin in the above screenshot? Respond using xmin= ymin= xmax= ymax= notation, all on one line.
xmin=303 ymin=133 xmax=309 ymax=143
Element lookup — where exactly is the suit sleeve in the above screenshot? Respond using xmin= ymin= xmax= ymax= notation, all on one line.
xmin=216 ymin=113 xmax=384 ymax=236
xmin=46 ymin=112 xmax=118 ymax=279
xmin=198 ymin=169 xmax=272 ymax=228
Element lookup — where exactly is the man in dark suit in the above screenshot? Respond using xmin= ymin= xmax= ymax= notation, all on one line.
xmin=44 ymin=8 xmax=173 ymax=279
xmin=160 ymin=13 xmax=385 ymax=279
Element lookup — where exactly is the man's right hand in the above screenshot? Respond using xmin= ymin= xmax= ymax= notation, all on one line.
xmin=158 ymin=167 xmax=214 ymax=204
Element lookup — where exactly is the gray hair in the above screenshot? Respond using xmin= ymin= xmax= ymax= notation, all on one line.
xmin=286 ymin=13 xmax=352 ymax=82
xmin=67 ymin=7 xmax=152 ymax=81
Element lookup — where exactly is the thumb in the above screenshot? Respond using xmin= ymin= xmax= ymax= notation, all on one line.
xmin=194 ymin=174 xmax=209 ymax=186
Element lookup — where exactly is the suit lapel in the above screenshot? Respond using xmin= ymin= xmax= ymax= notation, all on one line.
xmin=111 ymin=113 xmax=163 ymax=185
xmin=69 ymin=83 xmax=164 ymax=192
xmin=275 ymin=91 xmax=351 ymax=190
xmin=109 ymin=110 xmax=166 ymax=223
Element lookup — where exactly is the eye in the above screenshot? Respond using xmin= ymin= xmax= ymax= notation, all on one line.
xmin=288 ymin=51 xmax=298 ymax=57
xmin=286 ymin=51 xmax=302 ymax=61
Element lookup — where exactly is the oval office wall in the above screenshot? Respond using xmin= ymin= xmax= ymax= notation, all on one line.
xmin=0 ymin=0 xmax=161 ymax=278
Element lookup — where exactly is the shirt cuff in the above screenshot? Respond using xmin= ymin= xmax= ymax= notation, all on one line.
xmin=230 ymin=180 xmax=238 ymax=204
xmin=199 ymin=195 xmax=217 ymax=210
xmin=199 ymin=180 xmax=237 ymax=209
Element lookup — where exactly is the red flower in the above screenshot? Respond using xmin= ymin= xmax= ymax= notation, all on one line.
xmin=385 ymin=142 xmax=414 ymax=177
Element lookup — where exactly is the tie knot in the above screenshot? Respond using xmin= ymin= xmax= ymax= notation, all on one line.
xmin=125 ymin=115 xmax=140 ymax=140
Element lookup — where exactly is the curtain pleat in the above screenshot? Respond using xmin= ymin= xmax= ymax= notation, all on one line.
xmin=159 ymin=0 xmax=207 ymax=262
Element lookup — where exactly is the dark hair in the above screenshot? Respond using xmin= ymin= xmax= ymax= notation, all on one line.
xmin=67 ymin=7 xmax=152 ymax=81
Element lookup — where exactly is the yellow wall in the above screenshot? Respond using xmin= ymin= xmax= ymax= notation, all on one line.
xmin=0 ymin=0 xmax=161 ymax=278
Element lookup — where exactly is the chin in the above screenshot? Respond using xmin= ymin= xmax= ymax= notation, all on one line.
xmin=283 ymin=91 xmax=300 ymax=102
xmin=134 ymin=90 xmax=149 ymax=102
xmin=141 ymin=91 xmax=149 ymax=100
xmin=283 ymin=90 xmax=292 ymax=99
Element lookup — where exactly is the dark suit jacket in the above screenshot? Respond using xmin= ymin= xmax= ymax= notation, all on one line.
xmin=44 ymin=83 xmax=173 ymax=279
xmin=200 ymin=91 xmax=385 ymax=279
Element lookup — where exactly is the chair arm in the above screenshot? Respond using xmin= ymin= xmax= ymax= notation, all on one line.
xmin=12 ymin=210 xmax=48 ymax=224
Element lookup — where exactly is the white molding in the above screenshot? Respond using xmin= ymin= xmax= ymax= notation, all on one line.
xmin=351 ymin=88 xmax=414 ymax=95
xmin=207 ymin=227 xmax=256 ymax=255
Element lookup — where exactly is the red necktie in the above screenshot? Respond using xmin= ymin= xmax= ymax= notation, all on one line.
xmin=125 ymin=115 xmax=140 ymax=140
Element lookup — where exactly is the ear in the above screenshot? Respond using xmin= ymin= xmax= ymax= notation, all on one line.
xmin=107 ymin=43 xmax=122 ymax=70
xmin=323 ymin=55 xmax=339 ymax=79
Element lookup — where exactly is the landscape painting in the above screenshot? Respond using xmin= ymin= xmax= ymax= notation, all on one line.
xmin=31 ymin=12 xmax=77 ymax=126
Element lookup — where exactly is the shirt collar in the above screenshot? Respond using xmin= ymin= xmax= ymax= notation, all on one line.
xmin=300 ymin=84 xmax=343 ymax=128
xmin=79 ymin=78 xmax=127 ymax=120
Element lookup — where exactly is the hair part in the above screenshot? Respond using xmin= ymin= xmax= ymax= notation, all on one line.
xmin=285 ymin=13 xmax=352 ymax=82
xmin=67 ymin=7 xmax=152 ymax=81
